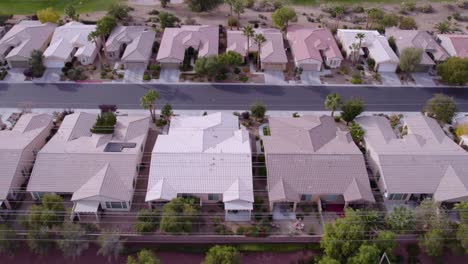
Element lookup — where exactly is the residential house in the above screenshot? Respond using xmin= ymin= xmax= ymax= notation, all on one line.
xmin=356 ymin=114 xmax=468 ymax=205
xmin=286 ymin=25 xmax=343 ymax=71
xmin=437 ymin=34 xmax=468 ymax=58
xmin=227 ymin=28 xmax=287 ymax=71
xmin=337 ymin=29 xmax=399 ymax=72
xmin=105 ymin=26 xmax=155 ymax=69
xmin=0 ymin=114 xmax=53 ymax=216
xmin=156 ymin=25 xmax=219 ymax=69
xmin=0 ymin=20 xmax=56 ymax=68
xmin=146 ymin=113 xmax=253 ymax=222
xmin=263 ymin=116 xmax=374 ymax=220
xmin=386 ymin=28 xmax=449 ymax=72
xmin=27 ymin=112 xmax=150 ymax=221
xmin=43 ymin=22 xmax=99 ymax=68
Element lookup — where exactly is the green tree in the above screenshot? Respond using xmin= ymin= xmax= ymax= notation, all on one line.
xmin=399 ymin=16 xmax=418 ymax=29
xmin=194 ymin=55 xmax=222 ymax=80
xmin=127 ymin=249 xmax=161 ymax=264
xmin=28 ymin=193 xmax=65 ymax=229
xmin=437 ymin=57 xmax=468 ymax=85
xmin=341 ymin=98 xmax=364 ymax=125
xmin=348 ymin=244 xmax=381 ymax=264
xmin=219 ymin=51 xmax=243 ymax=68
xmin=419 ymin=228 xmax=445 ymax=257
xmin=37 ymin=8 xmax=60 ymax=24
xmin=90 ymin=111 xmax=117 ymax=134
xmin=324 ymin=93 xmax=342 ymax=117
xmin=29 ymin=50 xmax=45 ymax=78
xmin=253 ymin=34 xmax=266 ymax=70
xmin=0 ymin=224 xmax=18 ymax=253
xmin=233 ymin=0 xmax=245 ymax=30
xmin=320 ymin=209 xmax=367 ymax=262
xmin=140 ymin=90 xmax=160 ymax=122
xmin=375 ymin=231 xmax=397 ymax=256
xmin=334 ymin=5 xmax=344 ymax=29
xmin=27 ymin=227 xmax=54 ymax=255
xmin=454 ymin=202 xmax=468 ymax=252
xmin=159 ymin=12 xmax=179 ymax=29
xmin=89 ymin=15 xmax=117 ymax=64
xmin=134 ymin=209 xmax=161 ymax=233
xmin=424 ymin=93 xmax=457 ymax=124
xmin=242 ymin=25 xmax=255 ymax=57
xmin=185 ymin=0 xmax=224 ymax=12
xmin=385 ymin=206 xmax=416 ymax=234
xmin=161 ymin=104 xmax=173 ymax=122
xmin=366 ymin=8 xmax=384 ymax=29
xmin=272 ymin=7 xmax=297 ymax=32
xmin=57 ymin=223 xmax=89 ymax=259
xmin=98 ymin=232 xmax=124 ymax=262
xmin=349 ymin=122 xmax=365 ymax=144
xmin=203 ymin=245 xmax=240 ymax=264
xmin=399 ymin=47 xmax=423 ymax=73
xmin=250 ymin=102 xmax=267 ymax=121
xmin=435 ymin=20 xmax=452 ymax=34
xmin=64 ymin=4 xmax=79 ymax=21
xmin=108 ymin=3 xmax=132 ymax=21
xmin=160 ymin=198 xmax=198 ymax=233
xmin=318 ymin=256 xmax=341 ymax=264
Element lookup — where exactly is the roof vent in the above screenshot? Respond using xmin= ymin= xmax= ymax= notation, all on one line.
xmin=104 ymin=142 xmax=137 ymax=152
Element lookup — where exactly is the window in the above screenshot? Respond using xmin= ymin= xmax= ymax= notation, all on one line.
xmin=324 ymin=195 xmax=338 ymax=201
xmin=105 ymin=201 xmax=126 ymax=209
xmin=300 ymin=194 xmax=312 ymax=201
xmin=208 ymin=194 xmax=219 ymax=201
xmin=388 ymin=193 xmax=409 ymax=201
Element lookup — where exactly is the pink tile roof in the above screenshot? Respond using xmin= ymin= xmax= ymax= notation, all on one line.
xmin=438 ymin=34 xmax=468 ymax=58
xmin=286 ymin=25 xmax=343 ymax=62
xmin=157 ymin=25 xmax=219 ymax=63
xmin=227 ymin=28 xmax=287 ymax=64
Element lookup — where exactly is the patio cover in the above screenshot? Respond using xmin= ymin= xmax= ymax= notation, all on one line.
xmin=224 ymin=200 xmax=253 ymax=211
xmin=73 ymin=200 xmax=100 ymax=214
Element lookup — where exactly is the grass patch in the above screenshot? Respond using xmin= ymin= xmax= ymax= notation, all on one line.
xmin=237 ymin=243 xmax=321 ymax=252
xmin=0 ymin=0 xmax=119 ymax=15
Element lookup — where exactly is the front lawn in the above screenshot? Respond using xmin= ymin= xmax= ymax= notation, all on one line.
xmin=0 ymin=0 xmax=118 ymax=15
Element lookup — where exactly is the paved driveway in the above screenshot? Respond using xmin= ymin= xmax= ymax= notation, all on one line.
xmin=159 ymin=69 xmax=180 ymax=83
xmin=264 ymin=70 xmax=286 ymax=84
xmin=412 ymin=73 xmax=436 ymax=87
xmin=3 ymin=68 xmax=25 ymax=82
xmin=35 ymin=69 xmax=62 ymax=83
xmin=300 ymin=71 xmax=322 ymax=85
xmin=124 ymin=66 xmax=145 ymax=83
xmin=380 ymin=72 xmax=401 ymax=86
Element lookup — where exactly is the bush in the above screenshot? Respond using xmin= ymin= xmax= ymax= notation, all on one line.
xmin=143 ymin=74 xmax=151 ymax=81
xmin=418 ymin=3 xmax=433 ymax=13
xmin=367 ymin=58 xmax=376 ymax=70
xmin=134 ymin=209 xmax=161 ymax=233
xmin=99 ymin=104 xmax=117 ymax=113
xmin=400 ymin=2 xmax=416 ymax=13
xmin=90 ymin=112 xmax=117 ymax=134
xmin=228 ymin=17 xmax=238 ymax=28
xmin=350 ymin=72 xmax=362 ymax=84
xmin=156 ymin=119 xmax=167 ymax=127
xmin=356 ymin=65 xmax=364 ymax=71
xmin=148 ymin=9 xmax=159 ymax=15
xmin=334 ymin=115 xmax=341 ymax=122
xmin=399 ymin=16 xmax=418 ymax=29
xmin=245 ymin=0 xmax=255 ymax=8
xmin=239 ymin=75 xmax=249 ymax=82
xmin=0 ymin=69 xmax=7 ymax=80
xmin=437 ymin=57 xmax=468 ymax=85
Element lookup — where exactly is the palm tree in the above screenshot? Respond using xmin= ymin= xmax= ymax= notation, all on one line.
xmin=335 ymin=6 xmax=344 ymax=30
xmin=253 ymin=34 xmax=266 ymax=70
xmin=354 ymin=33 xmax=366 ymax=65
xmin=97 ymin=232 xmax=124 ymax=263
xmin=233 ymin=0 xmax=245 ymax=30
xmin=435 ymin=21 xmax=451 ymax=34
xmin=324 ymin=93 xmax=343 ymax=117
xmin=242 ymin=26 xmax=254 ymax=61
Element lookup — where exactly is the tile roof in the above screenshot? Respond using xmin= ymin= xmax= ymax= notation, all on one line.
xmin=263 ymin=115 xmax=374 ymax=203
xmin=0 ymin=114 xmax=52 ymax=200
xmin=27 ymin=112 xmax=149 ymax=202
xmin=437 ymin=34 xmax=468 ymax=58
xmin=106 ymin=26 xmax=155 ymax=62
xmin=44 ymin=22 xmax=97 ymax=60
xmin=386 ymin=28 xmax=449 ymax=64
xmin=0 ymin=20 xmax=56 ymax=60
xmin=157 ymin=25 xmax=219 ymax=63
xmin=227 ymin=28 xmax=287 ymax=64
xmin=337 ymin=29 xmax=399 ymax=65
xmin=356 ymin=114 xmax=468 ymax=200
xmin=146 ymin=113 xmax=253 ymax=205
xmin=286 ymin=25 xmax=343 ymax=63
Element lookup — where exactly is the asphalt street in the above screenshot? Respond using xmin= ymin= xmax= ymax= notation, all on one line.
xmin=1 ymin=82 xmax=468 ymax=111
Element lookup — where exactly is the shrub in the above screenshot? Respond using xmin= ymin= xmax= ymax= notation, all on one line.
xmin=437 ymin=57 xmax=468 ymax=85
xmin=90 ymin=112 xmax=117 ymax=134
xmin=334 ymin=115 xmax=341 ymax=122
xmin=367 ymin=58 xmax=376 ymax=70
xmin=241 ymin=111 xmax=250 ymax=120
xmin=245 ymin=0 xmax=255 ymax=8
xmin=99 ymin=104 xmax=117 ymax=113
xmin=399 ymin=16 xmax=418 ymax=29
xmin=424 ymin=94 xmax=457 ymax=124
xmin=228 ymin=17 xmax=238 ymax=28
xmin=350 ymin=72 xmax=362 ymax=84
xmin=0 ymin=69 xmax=7 ymax=81
xmin=134 ymin=209 xmax=161 ymax=233
xmin=239 ymin=75 xmax=249 ymax=82
xmin=143 ymin=74 xmax=151 ymax=81
xmin=400 ymin=2 xmax=416 ymax=13
xmin=356 ymin=65 xmax=364 ymax=71
xmin=156 ymin=119 xmax=167 ymax=127
xmin=148 ymin=9 xmax=159 ymax=15
xmin=418 ymin=3 xmax=433 ymax=13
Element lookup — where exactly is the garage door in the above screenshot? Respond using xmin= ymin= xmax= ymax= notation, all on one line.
xmin=300 ymin=63 xmax=321 ymax=71
xmin=124 ymin=62 xmax=146 ymax=69
xmin=44 ymin=59 xmax=64 ymax=68
xmin=8 ymin=60 xmax=29 ymax=68
xmin=263 ymin=63 xmax=285 ymax=71
xmin=377 ymin=62 xmax=397 ymax=73
xmin=160 ymin=62 xmax=180 ymax=69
